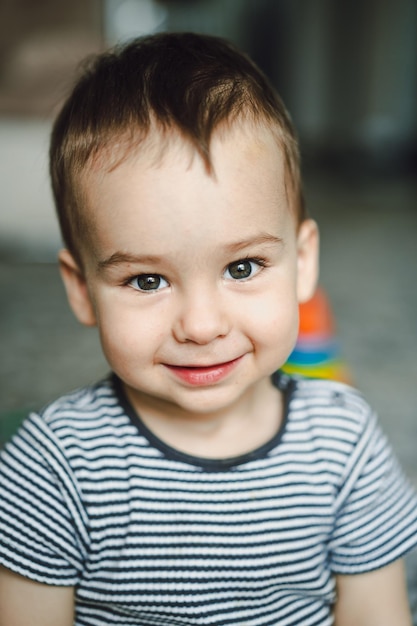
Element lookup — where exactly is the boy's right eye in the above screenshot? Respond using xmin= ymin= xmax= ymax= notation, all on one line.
xmin=128 ymin=274 xmax=169 ymax=292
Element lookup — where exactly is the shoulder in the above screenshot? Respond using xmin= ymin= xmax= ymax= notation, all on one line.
xmin=281 ymin=373 xmax=373 ymax=428
xmin=278 ymin=374 xmax=381 ymax=468
xmin=0 ymin=376 xmax=130 ymax=521
xmin=0 ymin=377 xmax=126 ymax=463
xmin=34 ymin=375 xmax=130 ymax=439
xmin=41 ymin=376 xmax=118 ymax=425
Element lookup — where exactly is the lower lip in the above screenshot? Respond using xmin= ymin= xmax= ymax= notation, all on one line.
xmin=165 ymin=357 xmax=242 ymax=386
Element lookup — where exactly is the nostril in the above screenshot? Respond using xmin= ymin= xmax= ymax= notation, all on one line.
xmin=173 ymin=299 xmax=230 ymax=345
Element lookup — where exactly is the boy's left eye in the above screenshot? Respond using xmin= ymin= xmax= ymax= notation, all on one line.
xmin=224 ymin=259 xmax=264 ymax=281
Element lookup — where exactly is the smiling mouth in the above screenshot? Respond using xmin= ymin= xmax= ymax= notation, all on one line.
xmin=164 ymin=357 xmax=242 ymax=386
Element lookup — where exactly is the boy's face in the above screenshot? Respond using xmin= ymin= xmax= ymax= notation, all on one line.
xmin=60 ymin=123 xmax=318 ymax=419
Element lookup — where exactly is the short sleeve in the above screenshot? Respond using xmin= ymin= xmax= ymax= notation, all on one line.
xmin=0 ymin=413 xmax=90 ymax=585
xmin=329 ymin=410 xmax=417 ymax=574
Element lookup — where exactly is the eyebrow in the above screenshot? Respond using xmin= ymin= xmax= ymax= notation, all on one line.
xmin=97 ymin=233 xmax=283 ymax=271
xmin=97 ymin=252 xmax=163 ymax=272
xmin=224 ymin=233 xmax=283 ymax=254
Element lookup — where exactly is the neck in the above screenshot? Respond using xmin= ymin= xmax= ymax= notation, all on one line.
xmin=122 ymin=377 xmax=284 ymax=459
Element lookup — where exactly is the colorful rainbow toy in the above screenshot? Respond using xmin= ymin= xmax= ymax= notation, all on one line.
xmin=281 ymin=286 xmax=351 ymax=383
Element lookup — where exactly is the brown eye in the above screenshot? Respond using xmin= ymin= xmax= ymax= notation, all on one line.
xmin=130 ymin=274 xmax=168 ymax=291
xmin=226 ymin=260 xmax=256 ymax=280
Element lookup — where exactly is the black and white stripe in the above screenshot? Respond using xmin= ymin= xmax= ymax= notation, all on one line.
xmin=1 ymin=373 xmax=416 ymax=626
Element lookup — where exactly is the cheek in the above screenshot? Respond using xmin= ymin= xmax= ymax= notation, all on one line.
xmin=242 ymin=288 xmax=300 ymax=347
xmin=93 ymin=300 xmax=166 ymax=363
xmin=264 ymin=305 xmax=299 ymax=347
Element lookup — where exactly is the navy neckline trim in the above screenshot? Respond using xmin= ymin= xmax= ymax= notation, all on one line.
xmin=111 ymin=372 xmax=294 ymax=471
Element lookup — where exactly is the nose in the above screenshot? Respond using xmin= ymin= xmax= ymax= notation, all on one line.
xmin=172 ymin=286 xmax=231 ymax=345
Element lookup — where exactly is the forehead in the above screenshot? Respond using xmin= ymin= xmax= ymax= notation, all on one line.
xmin=78 ymin=121 xmax=292 ymax=261
xmin=85 ymin=117 xmax=284 ymax=175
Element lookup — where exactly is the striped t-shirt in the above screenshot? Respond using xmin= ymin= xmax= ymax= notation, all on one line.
xmin=1 ymin=373 xmax=417 ymax=626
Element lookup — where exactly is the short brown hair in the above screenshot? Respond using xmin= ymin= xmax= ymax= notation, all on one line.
xmin=50 ymin=31 xmax=305 ymax=264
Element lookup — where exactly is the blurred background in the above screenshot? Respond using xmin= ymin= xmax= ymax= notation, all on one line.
xmin=0 ymin=0 xmax=416 ymax=608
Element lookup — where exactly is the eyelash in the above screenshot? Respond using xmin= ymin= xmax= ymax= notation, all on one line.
xmin=224 ymin=256 xmax=268 ymax=281
xmin=126 ymin=274 xmax=169 ymax=293
xmin=125 ymin=256 xmax=269 ymax=293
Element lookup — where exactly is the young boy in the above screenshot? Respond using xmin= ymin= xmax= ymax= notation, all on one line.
xmin=0 ymin=32 xmax=416 ymax=626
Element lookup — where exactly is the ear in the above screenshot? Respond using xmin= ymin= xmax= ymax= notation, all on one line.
xmin=296 ymin=219 xmax=319 ymax=303
xmin=58 ymin=249 xmax=97 ymax=326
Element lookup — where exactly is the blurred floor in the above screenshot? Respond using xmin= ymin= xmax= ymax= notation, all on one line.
xmin=0 ymin=170 xmax=417 ymax=611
